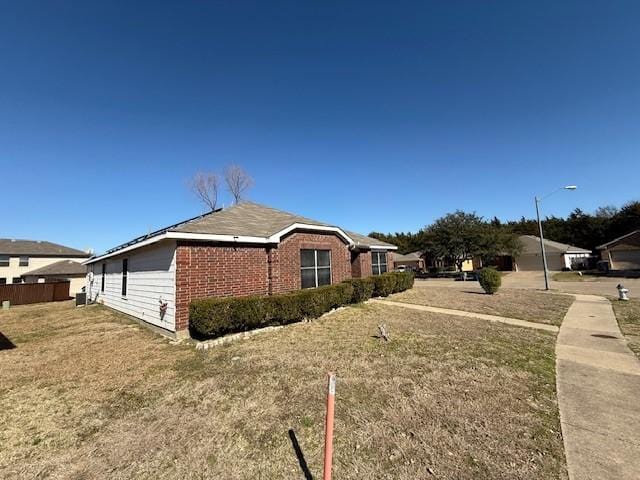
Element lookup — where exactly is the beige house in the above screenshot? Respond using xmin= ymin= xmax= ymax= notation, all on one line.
xmin=597 ymin=230 xmax=640 ymax=270
xmin=0 ymin=239 xmax=90 ymax=288
xmin=22 ymin=260 xmax=87 ymax=295
xmin=512 ymin=235 xmax=591 ymax=271
xmin=393 ymin=251 xmax=425 ymax=271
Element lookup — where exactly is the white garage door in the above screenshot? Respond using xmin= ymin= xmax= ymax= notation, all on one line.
xmin=516 ymin=253 xmax=564 ymax=271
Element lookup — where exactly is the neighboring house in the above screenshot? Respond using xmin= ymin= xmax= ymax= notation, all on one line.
xmin=597 ymin=230 xmax=640 ymax=270
xmin=84 ymin=202 xmax=397 ymax=337
xmin=393 ymin=251 xmax=425 ymax=271
xmin=22 ymin=260 xmax=87 ymax=295
xmin=511 ymin=235 xmax=592 ymax=271
xmin=0 ymin=239 xmax=90 ymax=285
xmin=422 ymin=253 xmax=478 ymax=272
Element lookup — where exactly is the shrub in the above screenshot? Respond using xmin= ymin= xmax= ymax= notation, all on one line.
xmin=190 ymin=282 xmax=354 ymax=338
xmin=478 ymin=267 xmax=501 ymax=294
xmin=342 ymin=277 xmax=375 ymax=303
xmin=189 ymin=272 xmax=415 ymax=338
xmin=371 ymin=273 xmax=397 ymax=297
xmin=189 ymin=295 xmax=272 ymax=338
xmin=392 ymin=271 xmax=415 ymax=292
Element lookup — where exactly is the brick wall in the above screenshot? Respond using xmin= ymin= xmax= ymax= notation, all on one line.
xmin=174 ymin=232 xmax=354 ymax=331
xmin=351 ymin=250 xmax=372 ymax=278
xmin=271 ymin=231 xmax=352 ymax=294
xmin=174 ymin=242 xmax=270 ymax=331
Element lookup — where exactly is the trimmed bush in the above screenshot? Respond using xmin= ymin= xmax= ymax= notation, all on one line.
xmin=371 ymin=273 xmax=397 ymax=297
xmin=189 ymin=295 xmax=273 ymax=338
xmin=190 ymin=271 xmax=415 ymax=338
xmin=342 ymin=277 xmax=375 ymax=303
xmin=478 ymin=267 xmax=501 ymax=294
xmin=371 ymin=271 xmax=414 ymax=297
xmin=391 ymin=271 xmax=415 ymax=292
xmin=190 ymin=282 xmax=354 ymax=338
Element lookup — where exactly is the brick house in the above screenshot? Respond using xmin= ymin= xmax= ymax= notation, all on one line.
xmin=84 ymin=202 xmax=397 ymax=337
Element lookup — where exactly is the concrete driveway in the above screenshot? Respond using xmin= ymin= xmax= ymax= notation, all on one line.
xmin=415 ymin=272 xmax=640 ymax=298
xmin=501 ymin=271 xmax=640 ymax=297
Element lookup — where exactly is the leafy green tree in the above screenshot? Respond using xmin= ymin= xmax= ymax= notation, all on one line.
xmin=422 ymin=211 xmax=488 ymax=272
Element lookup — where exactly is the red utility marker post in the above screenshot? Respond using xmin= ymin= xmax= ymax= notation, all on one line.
xmin=323 ymin=372 xmax=336 ymax=480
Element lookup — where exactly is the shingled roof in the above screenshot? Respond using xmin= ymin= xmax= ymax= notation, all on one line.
xmin=0 ymin=239 xmax=89 ymax=257
xmin=173 ymin=202 xmax=332 ymax=237
xmin=22 ymin=260 xmax=87 ymax=277
xmin=88 ymin=202 xmax=396 ymax=263
xmin=518 ymin=235 xmax=591 ymax=255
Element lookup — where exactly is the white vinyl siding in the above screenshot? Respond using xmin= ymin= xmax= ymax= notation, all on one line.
xmin=86 ymin=240 xmax=177 ymax=331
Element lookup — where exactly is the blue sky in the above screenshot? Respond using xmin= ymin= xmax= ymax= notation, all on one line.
xmin=2 ymin=1 xmax=639 ymax=253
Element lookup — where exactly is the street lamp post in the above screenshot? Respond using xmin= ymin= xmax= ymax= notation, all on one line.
xmin=535 ymin=186 xmax=577 ymax=291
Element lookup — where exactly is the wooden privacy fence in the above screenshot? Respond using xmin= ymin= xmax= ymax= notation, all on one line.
xmin=0 ymin=281 xmax=71 ymax=306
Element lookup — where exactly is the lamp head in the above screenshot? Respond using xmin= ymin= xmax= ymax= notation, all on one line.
xmin=564 ymin=185 xmax=577 ymax=190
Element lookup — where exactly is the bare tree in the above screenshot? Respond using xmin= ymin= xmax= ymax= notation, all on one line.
xmin=188 ymin=171 xmax=219 ymax=211
xmin=224 ymin=164 xmax=254 ymax=204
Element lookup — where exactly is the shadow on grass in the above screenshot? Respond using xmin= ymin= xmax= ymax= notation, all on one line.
xmin=288 ymin=429 xmax=313 ymax=480
xmin=0 ymin=331 xmax=16 ymax=350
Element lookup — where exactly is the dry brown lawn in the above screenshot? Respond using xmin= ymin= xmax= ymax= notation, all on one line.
xmin=0 ymin=300 xmax=566 ymax=479
xmin=610 ymin=298 xmax=640 ymax=358
xmin=391 ymin=285 xmax=573 ymax=326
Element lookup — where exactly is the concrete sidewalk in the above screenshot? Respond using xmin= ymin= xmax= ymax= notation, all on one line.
xmin=371 ymin=298 xmax=559 ymax=332
xmin=556 ymin=294 xmax=640 ymax=480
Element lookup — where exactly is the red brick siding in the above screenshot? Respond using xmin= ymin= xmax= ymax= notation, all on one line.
xmin=386 ymin=252 xmax=394 ymax=272
xmin=271 ymin=232 xmax=352 ymax=294
xmin=351 ymin=250 xmax=394 ymax=277
xmin=351 ymin=250 xmax=371 ymax=278
xmin=174 ymin=232 xmax=354 ymax=331
xmin=174 ymin=242 xmax=270 ymax=331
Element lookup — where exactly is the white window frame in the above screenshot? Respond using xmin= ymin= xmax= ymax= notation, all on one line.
xmin=300 ymin=249 xmax=332 ymax=289
xmin=372 ymin=251 xmax=388 ymax=275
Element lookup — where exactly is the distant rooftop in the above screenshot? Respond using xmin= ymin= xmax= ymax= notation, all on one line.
xmin=0 ymin=239 xmax=90 ymax=257
xmin=23 ymin=260 xmax=86 ymax=277
xmin=518 ymin=235 xmax=591 ymax=255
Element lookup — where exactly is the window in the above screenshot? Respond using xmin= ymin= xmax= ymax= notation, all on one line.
xmin=372 ymin=252 xmax=388 ymax=275
xmin=0 ymin=278 xmax=6 ymax=284
xmin=12 ymin=277 xmax=22 ymax=284
xmin=121 ymin=259 xmax=128 ymax=296
xmin=300 ymin=249 xmax=331 ymax=289
xmin=101 ymin=263 xmax=106 ymax=292
xmin=0 ymin=256 xmax=9 ymax=267
xmin=19 ymin=256 xmax=29 ymax=267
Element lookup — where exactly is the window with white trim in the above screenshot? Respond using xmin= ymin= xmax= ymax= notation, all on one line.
xmin=372 ymin=251 xmax=387 ymax=275
xmin=300 ymin=249 xmax=331 ymax=289
xmin=0 ymin=256 xmax=9 ymax=267
xmin=19 ymin=256 xmax=29 ymax=267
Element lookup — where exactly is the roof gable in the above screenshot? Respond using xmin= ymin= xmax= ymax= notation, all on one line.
xmin=172 ymin=202 xmax=331 ymax=237
xmin=596 ymin=230 xmax=640 ymax=250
